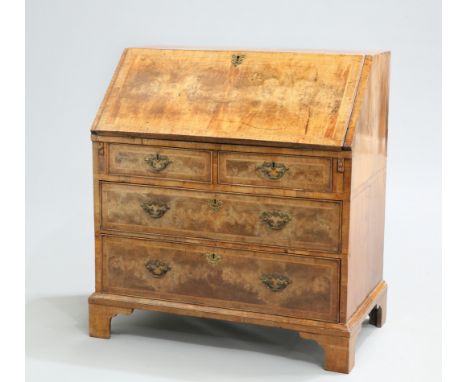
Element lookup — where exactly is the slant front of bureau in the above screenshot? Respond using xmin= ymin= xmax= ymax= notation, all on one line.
xmin=89 ymin=48 xmax=390 ymax=374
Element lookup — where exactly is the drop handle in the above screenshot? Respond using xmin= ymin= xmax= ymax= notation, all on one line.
xmin=144 ymin=153 xmax=172 ymax=172
xmin=261 ymin=273 xmax=291 ymax=292
xmin=260 ymin=210 xmax=291 ymax=230
xmin=141 ymin=199 xmax=170 ymax=218
xmin=145 ymin=260 xmax=171 ymax=278
xmin=257 ymin=161 xmax=289 ymax=180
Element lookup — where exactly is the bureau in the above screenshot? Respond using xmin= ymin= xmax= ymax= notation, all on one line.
xmin=88 ymin=48 xmax=390 ymax=374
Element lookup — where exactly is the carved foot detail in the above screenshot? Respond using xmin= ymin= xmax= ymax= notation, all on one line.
xmin=369 ymin=286 xmax=387 ymax=328
xmin=300 ymin=330 xmax=359 ymax=374
xmin=89 ymin=303 xmax=134 ymax=339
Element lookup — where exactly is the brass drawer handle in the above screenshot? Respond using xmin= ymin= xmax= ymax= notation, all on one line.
xmin=144 ymin=154 xmax=172 ymax=172
xmin=257 ymin=161 xmax=288 ymax=180
xmin=208 ymin=198 xmax=223 ymax=212
xmin=141 ymin=199 xmax=170 ymax=218
xmin=261 ymin=273 xmax=291 ymax=292
xmin=260 ymin=210 xmax=291 ymax=230
xmin=145 ymin=260 xmax=171 ymax=278
xmin=205 ymin=252 xmax=222 ymax=265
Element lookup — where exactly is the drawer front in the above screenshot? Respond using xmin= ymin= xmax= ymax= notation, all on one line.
xmin=102 ymin=235 xmax=340 ymax=322
xmin=108 ymin=144 xmax=212 ymax=183
xmin=218 ymin=152 xmax=332 ymax=192
xmin=101 ymin=183 xmax=342 ymax=253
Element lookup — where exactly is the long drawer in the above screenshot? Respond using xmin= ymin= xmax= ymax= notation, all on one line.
xmin=100 ymin=182 xmax=342 ymax=253
xmin=101 ymin=235 xmax=340 ymax=322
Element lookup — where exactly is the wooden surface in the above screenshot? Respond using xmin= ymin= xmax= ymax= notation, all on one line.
xmin=109 ymin=143 xmax=212 ymax=183
xmin=100 ymin=182 xmax=342 ymax=253
xmin=89 ymin=281 xmax=387 ymax=373
xmin=89 ymin=303 xmax=133 ymax=339
xmin=91 ymin=48 xmax=375 ymax=149
xmin=90 ymin=281 xmax=386 ymax=337
xmin=218 ymin=151 xmax=332 ymax=192
xmin=345 ymin=52 xmax=390 ymax=319
xmin=300 ymin=330 xmax=358 ymax=373
xmin=89 ymin=48 xmax=390 ymax=374
xmin=92 ymin=136 xmax=350 ymax=200
xmin=101 ymin=234 xmax=340 ymax=322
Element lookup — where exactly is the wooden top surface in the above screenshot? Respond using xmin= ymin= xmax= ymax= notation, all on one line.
xmin=92 ymin=48 xmax=372 ymax=149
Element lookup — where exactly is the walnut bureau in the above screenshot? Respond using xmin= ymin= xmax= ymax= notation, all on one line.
xmin=89 ymin=48 xmax=390 ymax=374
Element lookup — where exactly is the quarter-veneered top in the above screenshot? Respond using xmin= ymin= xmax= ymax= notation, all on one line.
xmin=92 ymin=48 xmax=371 ymax=149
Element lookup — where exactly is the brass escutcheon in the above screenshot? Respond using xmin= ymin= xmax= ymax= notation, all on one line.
xmin=208 ymin=198 xmax=223 ymax=212
xmin=260 ymin=210 xmax=291 ymax=230
xmin=205 ymin=252 xmax=222 ymax=265
xmin=261 ymin=273 xmax=291 ymax=292
xmin=257 ymin=161 xmax=289 ymax=180
xmin=141 ymin=199 xmax=170 ymax=218
xmin=144 ymin=153 xmax=172 ymax=172
xmin=231 ymin=54 xmax=245 ymax=67
xmin=145 ymin=260 xmax=171 ymax=278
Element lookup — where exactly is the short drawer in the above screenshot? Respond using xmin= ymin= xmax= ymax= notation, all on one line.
xmin=218 ymin=152 xmax=332 ymax=192
xmin=101 ymin=182 xmax=342 ymax=253
xmin=102 ymin=235 xmax=340 ymax=322
xmin=108 ymin=144 xmax=212 ymax=183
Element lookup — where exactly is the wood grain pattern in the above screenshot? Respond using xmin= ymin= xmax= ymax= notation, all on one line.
xmin=92 ymin=48 xmax=367 ymax=148
xmin=218 ymin=151 xmax=332 ymax=192
xmin=92 ymin=134 xmax=354 ymax=158
xmin=95 ymin=140 xmax=349 ymax=201
xmin=300 ymin=329 xmax=359 ymax=373
xmin=89 ymin=281 xmax=387 ymax=371
xmin=345 ymin=52 xmax=390 ymax=319
xmin=89 ymin=48 xmax=390 ymax=374
xmin=108 ymin=143 xmax=212 ymax=183
xmin=100 ymin=182 xmax=342 ymax=252
xmin=102 ymin=234 xmax=340 ymax=321
xmin=89 ymin=303 xmax=133 ymax=339
xmin=90 ymin=280 xmax=386 ymax=336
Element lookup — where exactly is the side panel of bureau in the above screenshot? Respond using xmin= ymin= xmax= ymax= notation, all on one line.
xmin=101 ymin=234 xmax=340 ymax=322
xmin=100 ymin=182 xmax=342 ymax=253
xmin=345 ymin=53 xmax=390 ymax=319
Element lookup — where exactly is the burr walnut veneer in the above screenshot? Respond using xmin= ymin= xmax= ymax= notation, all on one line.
xmin=89 ymin=48 xmax=390 ymax=373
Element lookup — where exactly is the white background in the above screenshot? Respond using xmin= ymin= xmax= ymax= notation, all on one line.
xmin=26 ymin=0 xmax=441 ymax=381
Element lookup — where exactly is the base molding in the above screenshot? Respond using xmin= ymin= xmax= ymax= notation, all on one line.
xmin=89 ymin=280 xmax=387 ymax=373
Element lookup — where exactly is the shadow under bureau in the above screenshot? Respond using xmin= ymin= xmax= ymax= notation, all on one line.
xmin=89 ymin=48 xmax=390 ymax=374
